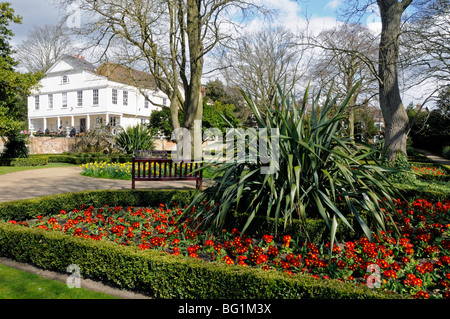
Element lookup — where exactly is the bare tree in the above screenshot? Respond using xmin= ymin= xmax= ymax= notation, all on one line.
xmin=308 ymin=23 xmax=379 ymax=140
xmin=400 ymin=0 xmax=450 ymax=107
xmin=337 ymin=0 xmax=414 ymax=163
xmin=58 ymin=0 xmax=265 ymax=158
xmin=219 ymin=26 xmax=309 ymax=108
xmin=15 ymin=24 xmax=74 ymax=74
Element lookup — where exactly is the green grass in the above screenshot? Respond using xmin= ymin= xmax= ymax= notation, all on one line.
xmin=0 ymin=263 xmax=118 ymax=299
xmin=0 ymin=163 xmax=76 ymax=176
xmin=394 ymin=178 xmax=450 ymax=195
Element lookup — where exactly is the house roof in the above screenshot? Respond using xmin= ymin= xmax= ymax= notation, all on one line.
xmin=95 ymin=62 xmax=157 ymax=90
xmin=47 ymin=54 xmax=97 ymax=74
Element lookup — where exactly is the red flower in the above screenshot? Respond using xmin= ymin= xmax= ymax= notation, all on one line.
xmin=413 ymin=291 xmax=429 ymax=299
xmin=383 ymin=270 xmax=397 ymax=279
xmin=262 ymin=234 xmax=273 ymax=244
xmin=337 ymin=260 xmax=346 ymax=269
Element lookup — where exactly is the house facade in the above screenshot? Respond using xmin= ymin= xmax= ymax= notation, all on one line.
xmin=27 ymin=55 xmax=169 ymax=135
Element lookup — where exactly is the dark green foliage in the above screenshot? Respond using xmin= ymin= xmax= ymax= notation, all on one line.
xmin=1 ymin=133 xmax=29 ymax=159
xmin=442 ymin=146 xmax=450 ymax=160
xmin=0 ymin=221 xmax=395 ymax=299
xmin=0 ymin=189 xmax=195 ymax=222
xmin=408 ymin=107 xmax=450 ymax=155
xmin=115 ymin=124 xmax=155 ymax=154
xmin=188 ymin=84 xmax=401 ymax=254
xmin=0 ymin=156 xmax=47 ymax=167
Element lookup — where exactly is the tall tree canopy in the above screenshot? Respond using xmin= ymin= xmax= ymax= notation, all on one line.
xmin=60 ymin=0 xmax=264 ymax=158
xmin=0 ymin=2 xmax=39 ymax=136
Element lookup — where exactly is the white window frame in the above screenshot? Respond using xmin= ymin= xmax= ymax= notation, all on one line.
xmin=77 ymin=91 xmax=83 ymax=107
xmin=123 ymin=90 xmax=128 ymax=106
xmin=62 ymin=92 xmax=67 ymax=108
xmin=112 ymin=89 xmax=118 ymax=105
xmin=93 ymin=89 xmax=99 ymax=106
xmin=62 ymin=75 xmax=69 ymax=84
xmin=35 ymin=96 xmax=40 ymax=110
xmin=48 ymin=94 xmax=53 ymax=109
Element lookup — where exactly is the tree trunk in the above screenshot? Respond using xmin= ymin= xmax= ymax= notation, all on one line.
xmin=184 ymin=0 xmax=204 ymax=160
xmin=377 ymin=0 xmax=412 ymax=164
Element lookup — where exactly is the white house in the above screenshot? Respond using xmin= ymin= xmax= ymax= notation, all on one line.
xmin=28 ymin=55 xmax=170 ymax=135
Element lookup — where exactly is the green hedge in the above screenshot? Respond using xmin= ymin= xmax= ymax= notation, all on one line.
xmin=0 ymin=189 xmax=195 ymax=222
xmin=0 ymin=157 xmax=48 ymax=167
xmin=0 ymin=221 xmax=395 ymax=299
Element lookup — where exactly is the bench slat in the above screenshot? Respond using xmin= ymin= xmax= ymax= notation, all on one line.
xmin=132 ymin=156 xmax=203 ymax=190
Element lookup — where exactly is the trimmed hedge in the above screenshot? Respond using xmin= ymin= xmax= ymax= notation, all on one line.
xmin=0 ymin=157 xmax=48 ymax=167
xmin=0 ymin=221 xmax=395 ymax=299
xmin=0 ymin=189 xmax=196 ymax=222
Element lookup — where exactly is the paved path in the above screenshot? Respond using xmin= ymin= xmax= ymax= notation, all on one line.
xmin=415 ymin=149 xmax=450 ymax=166
xmin=0 ymin=166 xmax=199 ymax=203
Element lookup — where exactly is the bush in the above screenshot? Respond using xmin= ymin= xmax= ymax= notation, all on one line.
xmin=31 ymin=153 xmax=132 ymax=165
xmin=190 ymin=84 xmax=401 ymax=250
xmin=0 ymin=189 xmax=195 ymax=222
xmin=0 ymin=156 xmax=48 ymax=167
xmin=115 ymin=124 xmax=155 ymax=155
xmin=1 ymin=133 xmax=29 ymax=159
xmin=70 ymin=125 xmax=120 ymax=154
xmin=0 ymin=221 xmax=394 ymax=299
xmin=442 ymin=146 xmax=450 ymax=160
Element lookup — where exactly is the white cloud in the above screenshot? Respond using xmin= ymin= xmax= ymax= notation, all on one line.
xmin=325 ymin=0 xmax=342 ymax=10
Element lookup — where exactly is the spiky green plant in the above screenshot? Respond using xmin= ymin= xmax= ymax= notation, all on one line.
xmin=115 ymin=124 xmax=154 ymax=155
xmin=188 ymin=83 xmax=401 ymax=254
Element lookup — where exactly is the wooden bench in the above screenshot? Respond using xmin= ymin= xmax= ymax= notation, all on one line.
xmin=131 ymin=151 xmax=203 ymax=190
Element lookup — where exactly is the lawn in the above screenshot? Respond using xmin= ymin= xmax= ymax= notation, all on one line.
xmin=0 ymin=263 xmax=118 ymax=299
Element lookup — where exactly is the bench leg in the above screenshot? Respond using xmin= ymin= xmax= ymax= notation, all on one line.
xmin=132 ymin=179 xmax=135 ymax=190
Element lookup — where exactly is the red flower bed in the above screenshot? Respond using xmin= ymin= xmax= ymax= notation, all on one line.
xmin=412 ymin=166 xmax=446 ymax=176
xmin=8 ymin=199 xmax=450 ymax=299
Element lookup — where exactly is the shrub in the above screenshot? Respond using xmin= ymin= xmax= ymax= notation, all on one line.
xmin=1 ymin=133 xmax=29 ymax=159
xmin=443 ymin=146 xmax=450 ymax=160
xmin=115 ymin=124 xmax=155 ymax=155
xmin=189 ymin=83 xmax=401 ymax=252
xmin=0 ymin=221 xmax=394 ymax=299
xmin=70 ymin=125 xmax=120 ymax=154
xmin=0 ymin=156 xmax=48 ymax=166
xmin=0 ymin=189 xmax=195 ymax=222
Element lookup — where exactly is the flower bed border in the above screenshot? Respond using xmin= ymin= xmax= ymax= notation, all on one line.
xmin=0 ymin=221 xmax=394 ymax=299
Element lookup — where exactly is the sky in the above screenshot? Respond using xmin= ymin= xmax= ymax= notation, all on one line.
xmin=9 ymin=0 xmax=430 ymax=106
xmin=9 ymin=0 xmax=381 ymax=45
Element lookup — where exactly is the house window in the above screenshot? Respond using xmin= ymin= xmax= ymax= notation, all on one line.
xmin=144 ymin=96 xmax=149 ymax=108
xmin=35 ymin=96 xmax=40 ymax=110
xmin=48 ymin=94 xmax=53 ymax=109
xmin=93 ymin=89 xmax=99 ymax=106
xmin=163 ymin=98 xmax=168 ymax=106
xmin=62 ymin=92 xmax=67 ymax=108
xmin=109 ymin=116 xmax=117 ymax=127
xmin=62 ymin=75 xmax=69 ymax=84
xmin=77 ymin=91 xmax=83 ymax=107
xmin=123 ymin=91 xmax=128 ymax=106
xmin=112 ymin=89 xmax=118 ymax=105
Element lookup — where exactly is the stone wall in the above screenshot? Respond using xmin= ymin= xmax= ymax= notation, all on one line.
xmin=28 ymin=136 xmax=76 ymax=154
